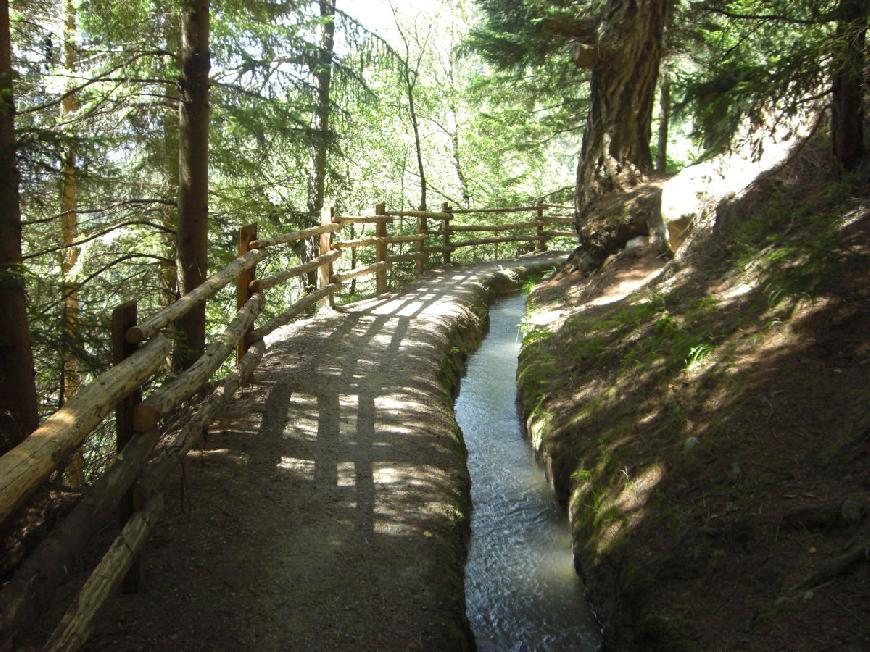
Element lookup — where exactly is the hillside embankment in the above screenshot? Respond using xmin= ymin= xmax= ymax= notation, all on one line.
xmin=48 ymin=255 xmax=562 ymax=651
xmin=518 ymin=135 xmax=869 ymax=650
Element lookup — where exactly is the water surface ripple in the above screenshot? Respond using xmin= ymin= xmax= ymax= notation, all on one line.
xmin=457 ymin=293 xmax=600 ymax=652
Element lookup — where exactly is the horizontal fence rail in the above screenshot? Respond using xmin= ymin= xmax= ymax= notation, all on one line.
xmin=0 ymin=198 xmax=577 ymax=651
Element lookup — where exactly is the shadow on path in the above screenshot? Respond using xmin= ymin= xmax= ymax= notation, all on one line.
xmin=86 ymin=255 xmax=563 ymax=652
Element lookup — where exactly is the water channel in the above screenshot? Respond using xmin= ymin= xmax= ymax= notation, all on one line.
xmin=457 ymin=293 xmax=601 ymax=651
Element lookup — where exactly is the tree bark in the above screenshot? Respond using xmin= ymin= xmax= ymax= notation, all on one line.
xmin=0 ymin=0 xmax=39 ymax=455
xmin=831 ymin=0 xmax=867 ymax=170
xmin=574 ymin=0 xmax=669 ymax=226
xmin=175 ymin=0 xmax=210 ymax=370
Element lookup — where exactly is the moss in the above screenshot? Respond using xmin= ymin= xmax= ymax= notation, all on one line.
xmin=634 ymin=612 xmax=693 ymax=652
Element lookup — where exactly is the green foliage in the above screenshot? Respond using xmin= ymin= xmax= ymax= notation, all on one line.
xmin=676 ymin=0 xmax=840 ymax=156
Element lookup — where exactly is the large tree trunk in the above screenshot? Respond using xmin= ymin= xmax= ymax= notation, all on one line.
xmin=573 ymin=0 xmax=669 ymax=228
xmin=0 ymin=0 xmax=39 ymax=455
xmin=59 ymin=0 xmax=84 ymax=486
xmin=174 ymin=0 xmax=210 ymax=370
xmin=831 ymin=0 xmax=867 ymax=170
xmin=304 ymin=0 xmax=336 ymax=293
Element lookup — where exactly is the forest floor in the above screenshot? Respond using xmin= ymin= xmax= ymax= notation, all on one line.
xmin=517 ymin=142 xmax=869 ymax=650
xmin=71 ymin=254 xmax=563 ymax=651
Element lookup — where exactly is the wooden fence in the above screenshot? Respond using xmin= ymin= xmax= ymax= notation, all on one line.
xmin=0 ymin=202 xmax=574 ymax=651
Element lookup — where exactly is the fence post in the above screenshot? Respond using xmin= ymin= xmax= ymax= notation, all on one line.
xmin=416 ymin=211 xmax=428 ymax=277
xmin=375 ymin=202 xmax=388 ymax=294
xmin=535 ymin=200 xmax=546 ymax=253
xmin=319 ymin=206 xmax=336 ymax=309
xmin=236 ymin=223 xmax=257 ymax=362
xmin=442 ymin=202 xmax=452 ymax=264
xmin=112 ymin=300 xmax=142 ymax=593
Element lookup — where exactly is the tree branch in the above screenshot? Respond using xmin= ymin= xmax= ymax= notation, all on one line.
xmin=702 ymin=6 xmax=833 ymax=25
xmin=37 ymin=254 xmax=170 ymax=315
xmin=23 ymin=220 xmax=176 ymax=259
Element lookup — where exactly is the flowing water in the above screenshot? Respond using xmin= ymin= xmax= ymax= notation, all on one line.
xmin=457 ymin=293 xmax=601 ymax=652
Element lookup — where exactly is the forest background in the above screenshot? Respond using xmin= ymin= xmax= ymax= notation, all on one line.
xmin=0 ymin=0 xmax=864 ymax=477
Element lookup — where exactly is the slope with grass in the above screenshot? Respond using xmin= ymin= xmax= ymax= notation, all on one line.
xmin=518 ymin=136 xmax=869 ymax=650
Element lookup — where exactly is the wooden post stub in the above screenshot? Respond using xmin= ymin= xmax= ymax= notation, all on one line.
xmin=375 ymin=203 xmax=388 ymax=294
xmin=319 ymin=206 xmax=336 ymax=309
xmin=442 ymin=202 xmax=452 ymax=264
xmin=535 ymin=200 xmax=546 ymax=252
xmin=236 ymin=224 xmax=257 ymax=362
xmin=415 ymin=212 xmax=428 ymax=277
xmin=111 ymin=300 xmax=142 ymax=593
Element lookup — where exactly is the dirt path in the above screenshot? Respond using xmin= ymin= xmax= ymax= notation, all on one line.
xmin=86 ymin=255 xmax=563 ymax=652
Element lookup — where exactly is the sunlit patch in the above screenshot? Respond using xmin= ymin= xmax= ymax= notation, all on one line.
xmin=374 ymin=465 xmax=401 ymax=485
xmin=337 ymin=461 xmax=355 ymax=487
xmin=637 ymin=409 xmax=659 ymax=425
xmin=525 ymin=308 xmax=563 ymax=328
xmin=596 ymin=521 xmax=624 ymax=555
xmin=370 ymin=463 xmax=454 ymax=535
xmin=588 ymin=266 xmax=663 ymax=307
xmin=186 ymin=448 xmax=249 ymax=465
xmin=614 ymin=464 xmax=663 ymax=512
xmin=376 ymin=394 xmax=423 ymax=414
xmin=396 ymin=301 xmax=426 ymax=316
xmin=721 ymin=280 xmax=756 ymax=301
xmin=277 ymin=456 xmax=315 ymax=479
xmin=282 ymin=393 xmax=319 ymax=441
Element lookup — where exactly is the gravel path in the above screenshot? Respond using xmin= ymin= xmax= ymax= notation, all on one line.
xmin=87 ymin=255 xmax=563 ymax=652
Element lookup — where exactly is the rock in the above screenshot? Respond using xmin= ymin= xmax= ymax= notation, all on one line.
xmin=625 ymin=236 xmax=649 ymax=251
xmin=683 ymin=436 xmax=700 ymax=451
xmin=577 ymin=183 xmax=665 ymax=259
xmin=660 ymin=109 xmax=816 ymax=256
xmin=565 ymin=246 xmax=606 ymax=273
xmin=840 ymin=497 xmax=864 ymax=525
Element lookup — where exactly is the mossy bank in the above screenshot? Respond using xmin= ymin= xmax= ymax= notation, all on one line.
xmin=517 ymin=146 xmax=869 ymax=650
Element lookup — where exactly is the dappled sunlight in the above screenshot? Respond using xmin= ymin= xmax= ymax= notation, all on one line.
xmin=587 ymin=263 xmax=665 ymax=307
xmin=186 ymin=448 xmax=250 ymax=465
xmin=336 ymin=461 xmax=355 ymax=488
xmin=76 ymin=256 xmax=566 ymax=650
xmin=613 ymin=464 xmax=663 ymax=513
xmin=277 ymin=456 xmax=315 ymax=479
xmin=281 ymin=393 xmax=319 ymax=442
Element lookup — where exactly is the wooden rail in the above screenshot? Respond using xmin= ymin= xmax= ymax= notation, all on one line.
xmin=449 ymin=221 xmax=541 ymax=233
xmin=450 ymin=235 xmax=537 ymax=249
xmin=248 ymin=223 xmax=340 ymax=249
xmin=252 ymin=250 xmax=341 ymax=292
xmin=335 ymin=215 xmax=394 ymax=224
xmin=333 ymin=237 xmax=384 ymax=250
xmin=0 ymin=198 xmax=576 ymax=651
